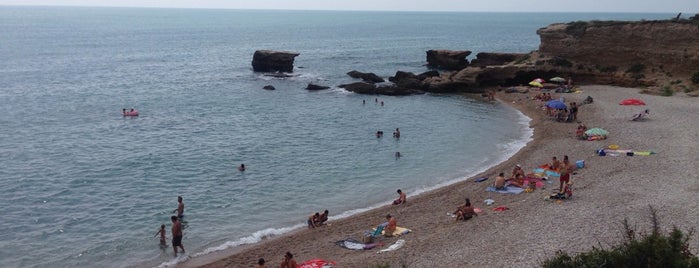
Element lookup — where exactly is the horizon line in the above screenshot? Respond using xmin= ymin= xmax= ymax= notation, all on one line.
xmin=0 ymin=4 xmax=689 ymax=14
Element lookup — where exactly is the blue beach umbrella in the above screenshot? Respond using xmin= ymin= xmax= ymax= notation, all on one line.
xmin=546 ymin=100 xmax=567 ymax=109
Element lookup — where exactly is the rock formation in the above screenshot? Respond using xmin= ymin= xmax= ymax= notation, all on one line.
xmin=252 ymin=50 xmax=300 ymax=73
xmin=538 ymin=20 xmax=699 ymax=76
xmin=262 ymin=85 xmax=275 ymax=90
xmin=347 ymin=70 xmax=385 ymax=83
xmin=426 ymin=50 xmax=471 ymax=70
xmin=306 ymin=83 xmax=330 ymax=90
xmin=470 ymin=52 xmax=528 ymax=67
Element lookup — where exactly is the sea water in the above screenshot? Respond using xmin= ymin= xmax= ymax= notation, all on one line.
xmin=0 ymin=7 xmax=672 ymax=267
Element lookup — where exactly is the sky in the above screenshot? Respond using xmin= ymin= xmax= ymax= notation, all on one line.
xmin=0 ymin=0 xmax=698 ymax=13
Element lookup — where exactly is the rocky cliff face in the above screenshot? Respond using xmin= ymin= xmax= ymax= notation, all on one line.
xmin=537 ymin=20 xmax=699 ymax=87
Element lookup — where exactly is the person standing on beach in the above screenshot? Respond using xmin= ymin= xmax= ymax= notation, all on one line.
xmin=559 ymin=158 xmax=574 ymax=192
xmin=171 ymin=216 xmax=185 ymax=255
xmin=318 ymin=210 xmax=329 ymax=226
xmin=280 ymin=252 xmax=297 ymax=268
xmin=173 ymin=196 xmax=184 ymax=219
xmin=392 ymin=189 xmax=406 ymax=205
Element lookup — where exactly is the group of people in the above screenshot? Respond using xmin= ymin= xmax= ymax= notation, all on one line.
xmin=307 ymin=210 xmax=329 ymax=228
xmin=493 ymin=155 xmax=575 ymax=194
xmin=155 ymin=196 xmax=186 ymax=255
xmin=256 ymin=251 xmax=298 ymax=268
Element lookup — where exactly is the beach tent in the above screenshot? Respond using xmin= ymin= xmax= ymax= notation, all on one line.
xmin=550 ymin=77 xmax=566 ymax=83
xmin=529 ymin=81 xmax=543 ymax=87
xmin=585 ymin=127 xmax=609 ymax=137
xmin=546 ymin=100 xmax=567 ymax=109
xmin=619 ymin=98 xmax=645 ymax=105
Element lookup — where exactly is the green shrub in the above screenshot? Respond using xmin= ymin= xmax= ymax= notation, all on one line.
xmin=662 ymin=86 xmax=674 ymax=96
xmin=626 ymin=63 xmax=645 ymax=73
xmin=595 ymin=65 xmax=618 ymax=73
xmin=670 ymin=79 xmax=682 ymax=85
xmin=692 ymin=71 xmax=699 ymax=84
xmin=514 ymin=54 xmax=531 ymax=65
xmin=542 ymin=206 xmax=699 ymax=268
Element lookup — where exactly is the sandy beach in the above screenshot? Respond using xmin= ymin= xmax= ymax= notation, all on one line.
xmin=184 ymin=85 xmax=699 ymax=268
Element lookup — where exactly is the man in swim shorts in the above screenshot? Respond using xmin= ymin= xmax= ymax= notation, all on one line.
xmin=559 ymin=158 xmax=574 ymax=192
xmin=171 ymin=216 xmax=185 ymax=255
xmin=307 ymin=212 xmax=320 ymax=229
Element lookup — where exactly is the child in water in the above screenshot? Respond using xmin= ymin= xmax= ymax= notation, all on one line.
xmin=155 ymin=224 xmax=167 ymax=246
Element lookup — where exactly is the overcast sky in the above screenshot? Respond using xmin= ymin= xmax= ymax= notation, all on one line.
xmin=1 ymin=0 xmax=698 ymax=13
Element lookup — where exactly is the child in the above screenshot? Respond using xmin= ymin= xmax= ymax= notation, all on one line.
xmin=155 ymin=224 xmax=167 ymax=246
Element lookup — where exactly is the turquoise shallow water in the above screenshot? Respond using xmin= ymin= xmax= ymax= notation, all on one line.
xmin=0 ymin=7 xmax=673 ymax=267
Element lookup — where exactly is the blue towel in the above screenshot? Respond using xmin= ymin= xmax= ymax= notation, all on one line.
xmin=486 ymin=186 xmax=525 ymax=194
xmin=474 ymin=177 xmax=488 ymax=182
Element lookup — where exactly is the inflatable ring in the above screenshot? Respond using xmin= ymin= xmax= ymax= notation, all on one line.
xmin=608 ymin=144 xmax=619 ymax=149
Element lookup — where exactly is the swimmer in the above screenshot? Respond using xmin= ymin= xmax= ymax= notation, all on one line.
xmin=376 ymin=131 xmax=384 ymax=138
xmin=395 ymin=151 xmax=401 ymax=159
xmin=173 ymin=196 xmax=184 ymax=219
xmin=393 ymin=128 xmax=400 ymax=138
xmin=238 ymin=164 xmax=245 ymax=171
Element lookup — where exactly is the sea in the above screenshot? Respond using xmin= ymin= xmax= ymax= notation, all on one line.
xmin=0 ymin=6 xmax=674 ymax=268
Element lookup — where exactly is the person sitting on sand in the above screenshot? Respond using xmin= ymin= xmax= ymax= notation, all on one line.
xmin=256 ymin=258 xmax=267 ymax=268
xmin=454 ymin=198 xmax=477 ymax=221
xmin=380 ymin=214 xmax=397 ymax=237
xmin=494 ymin=172 xmax=507 ymax=190
xmin=317 ymin=210 xmax=329 ymax=226
xmin=392 ymin=189 xmax=406 ymax=205
xmin=551 ymin=156 xmax=561 ymax=172
xmin=280 ymin=252 xmax=298 ymax=268
xmin=511 ymin=164 xmax=525 ymax=178
xmin=508 ymin=174 xmax=525 ymax=188
xmin=307 ymin=212 xmax=320 ymax=229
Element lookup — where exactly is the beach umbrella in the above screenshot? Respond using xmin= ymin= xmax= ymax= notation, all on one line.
xmin=546 ymin=100 xmax=567 ymax=109
xmin=584 ymin=127 xmax=609 ymax=137
xmin=529 ymin=81 xmax=543 ymax=87
xmin=619 ymin=98 xmax=645 ymax=105
xmin=550 ymin=77 xmax=566 ymax=83
xmin=533 ymin=78 xmax=545 ymax=83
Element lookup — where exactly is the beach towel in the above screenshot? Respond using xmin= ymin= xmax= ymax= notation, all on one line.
xmin=377 ymin=239 xmax=405 ymax=254
xmin=335 ymin=239 xmax=383 ymax=250
xmin=486 ymin=186 xmax=524 ymax=194
xmin=474 ymin=177 xmax=489 ymax=182
xmin=384 ymin=226 xmax=411 ymax=236
xmin=299 ymin=259 xmax=336 ymax=268
xmin=492 ymin=206 xmax=509 ymax=212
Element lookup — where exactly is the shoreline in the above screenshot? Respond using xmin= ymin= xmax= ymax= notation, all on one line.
xmin=183 ymin=85 xmax=699 ymax=267
xmin=168 ymin=94 xmax=534 ymax=268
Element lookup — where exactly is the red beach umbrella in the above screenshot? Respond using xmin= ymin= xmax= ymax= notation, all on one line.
xmin=619 ymin=98 xmax=646 ymax=105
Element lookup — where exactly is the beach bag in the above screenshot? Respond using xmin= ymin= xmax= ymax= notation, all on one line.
xmin=576 ymin=160 xmax=585 ymax=169
xmin=597 ymin=149 xmax=606 ymax=156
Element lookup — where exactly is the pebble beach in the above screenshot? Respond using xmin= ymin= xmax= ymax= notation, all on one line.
xmin=184 ymin=85 xmax=699 ymax=268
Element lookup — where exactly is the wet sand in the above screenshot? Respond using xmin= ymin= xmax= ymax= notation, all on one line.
xmin=183 ymin=86 xmax=699 ymax=268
